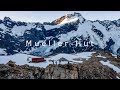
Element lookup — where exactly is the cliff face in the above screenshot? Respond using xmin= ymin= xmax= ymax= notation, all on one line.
xmin=44 ymin=61 xmax=120 ymax=79
xmin=44 ymin=64 xmax=78 ymax=79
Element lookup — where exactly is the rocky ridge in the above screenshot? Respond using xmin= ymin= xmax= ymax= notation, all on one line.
xmin=0 ymin=51 xmax=120 ymax=79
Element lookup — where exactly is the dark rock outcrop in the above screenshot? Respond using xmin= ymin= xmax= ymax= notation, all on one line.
xmin=1 ymin=57 xmax=120 ymax=79
xmin=0 ymin=63 xmax=45 ymax=79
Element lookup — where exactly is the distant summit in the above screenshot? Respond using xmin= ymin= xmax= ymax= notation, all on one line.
xmin=52 ymin=12 xmax=85 ymax=25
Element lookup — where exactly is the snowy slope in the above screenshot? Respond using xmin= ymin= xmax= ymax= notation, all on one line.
xmin=11 ymin=24 xmax=36 ymax=36
xmin=53 ymin=19 xmax=120 ymax=54
xmin=0 ymin=53 xmax=49 ymax=68
xmin=44 ymin=24 xmax=62 ymax=30
xmin=100 ymin=60 xmax=120 ymax=73
xmin=96 ymin=55 xmax=106 ymax=58
xmin=0 ymin=52 xmax=95 ymax=68
xmin=0 ymin=48 xmax=7 ymax=55
xmin=46 ymin=52 xmax=95 ymax=61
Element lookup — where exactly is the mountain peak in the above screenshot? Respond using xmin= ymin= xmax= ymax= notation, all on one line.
xmin=66 ymin=12 xmax=82 ymax=17
xmin=52 ymin=12 xmax=85 ymax=25
xmin=4 ymin=17 xmax=12 ymax=21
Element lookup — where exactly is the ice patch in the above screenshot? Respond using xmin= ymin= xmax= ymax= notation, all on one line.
xmin=100 ymin=60 xmax=120 ymax=73
xmin=96 ymin=55 xmax=106 ymax=58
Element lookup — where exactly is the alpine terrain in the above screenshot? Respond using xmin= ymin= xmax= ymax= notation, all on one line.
xmin=0 ymin=12 xmax=120 ymax=79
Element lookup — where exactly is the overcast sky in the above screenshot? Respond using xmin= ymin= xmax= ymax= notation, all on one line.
xmin=0 ymin=11 xmax=120 ymax=23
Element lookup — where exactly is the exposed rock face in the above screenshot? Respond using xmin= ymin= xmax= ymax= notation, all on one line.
xmin=44 ymin=64 xmax=78 ymax=79
xmin=53 ymin=16 xmax=66 ymax=24
xmin=0 ymin=64 xmax=45 ymax=79
xmin=77 ymin=61 xmax=119 ymax=79
xmin=6 ymin=60 xmax=16 ymax=67
xmin=44 ymin=62 xmax=120 ymax=79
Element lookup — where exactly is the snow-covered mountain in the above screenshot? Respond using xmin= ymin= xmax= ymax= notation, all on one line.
xmin=0 ymin=12 xmax=120 ymax=56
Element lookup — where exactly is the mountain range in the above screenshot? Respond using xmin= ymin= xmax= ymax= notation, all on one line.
xmin=0 ymin=12 xmax=120 ymax=56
